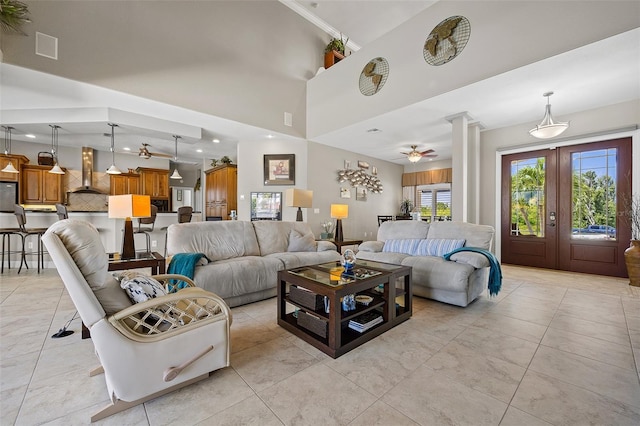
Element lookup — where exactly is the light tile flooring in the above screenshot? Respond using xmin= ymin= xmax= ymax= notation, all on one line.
xmin=1 ymin=265 xmax=640 ymax=425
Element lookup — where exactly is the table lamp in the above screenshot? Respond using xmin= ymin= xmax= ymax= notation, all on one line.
xmin=331 ymin=204 xmax=348 ymax=242
xmin=109 ymin=194 xmax=151 ymax=259
xmin=286 ymin=188 xmax=313 ymax=221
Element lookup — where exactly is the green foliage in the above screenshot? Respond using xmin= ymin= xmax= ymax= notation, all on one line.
xmin=325 ymin=34 xmax=348 ymax=54
xmin=0 ymin=0 xmax=30 ymax=34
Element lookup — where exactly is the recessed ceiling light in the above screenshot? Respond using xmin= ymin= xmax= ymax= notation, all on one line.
xmin=123 ymin=147 xmax=131 ymax=151
xmin=25 ymin=134 xmax=36 ymax=139
xmin=366 ymin=128 xmax=381 ymax=133
xmin=212 ymin=138 xmax=220 ymax=143
xmin=267 ymin=134 xmax=274 ymax=139
xmin=196 ymin=149 xmax=203 ymax=153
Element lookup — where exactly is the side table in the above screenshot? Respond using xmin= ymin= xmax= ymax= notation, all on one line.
xmin=323 ymin=239 xmax=363 ymax=253
xmin=82 ymin=251 xmax=166 ymax=339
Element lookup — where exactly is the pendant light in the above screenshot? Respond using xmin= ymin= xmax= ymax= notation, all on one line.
xmin=106 ymin=123 xmax=122 ymax=175
xmin=1 ymin=126 xmax=19 ymax=173
xmin=48 ymin=124 xmax=65 ymax=174
xmin=170 ymin=135 xmax=182 ymax=180
xmin=529 ymin=92 xmax=570 ymax=139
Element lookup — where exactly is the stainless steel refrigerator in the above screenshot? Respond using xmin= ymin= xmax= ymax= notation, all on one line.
xmin=0 ymin=181 xmax=18 ymax=212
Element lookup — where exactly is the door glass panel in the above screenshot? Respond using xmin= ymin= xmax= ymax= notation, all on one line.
xmin=511 ymin=158 xmax=545 ymax=237
xmin=571 ymin=148 xmax=617 ymax=240
xmin=435 ymin=190 xmax=451 ymax=221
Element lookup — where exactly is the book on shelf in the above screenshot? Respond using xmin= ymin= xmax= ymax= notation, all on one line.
xmin=348 ymin=311 xmax=383 ymax=333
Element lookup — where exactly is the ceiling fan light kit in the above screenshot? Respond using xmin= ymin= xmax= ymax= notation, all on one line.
xmin=529 ymin=92 xmax=569 ymax=139
xmin=401 ymin=145 xmax=437 ymax=163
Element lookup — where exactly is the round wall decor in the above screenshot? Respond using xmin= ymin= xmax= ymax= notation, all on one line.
xmin=423 ymin=15 xmax=471 ymax=66
xmin=359 ymin=57 xmax=389 ymax=96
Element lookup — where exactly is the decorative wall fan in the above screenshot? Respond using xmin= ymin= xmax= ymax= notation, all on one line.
xmin=137 ymin=143 xmax=173 ymax=159
xmin=400 ymin=145 xmax=438 ymax=163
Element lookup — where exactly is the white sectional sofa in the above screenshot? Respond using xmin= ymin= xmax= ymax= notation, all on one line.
xmin=166 ymin=220 xmax=341 ymax=307
xmin=357 ymin=220 xmax=496 ymax=307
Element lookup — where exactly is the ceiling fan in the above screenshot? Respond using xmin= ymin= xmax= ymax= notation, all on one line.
xmin=137 ymin=143 xmax=173 ymax=159
xmin=400 ymin=145 xmax=438 ymax=163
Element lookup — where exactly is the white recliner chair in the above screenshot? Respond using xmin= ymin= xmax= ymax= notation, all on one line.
xmin=42 ymin=219 xmax=232 ymax=422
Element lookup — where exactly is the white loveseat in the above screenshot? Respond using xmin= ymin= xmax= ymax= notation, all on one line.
xmin=357 ymin=220 xmax=495 ymax=307
xmin=166 ymin=221 xmax=342 ymax=307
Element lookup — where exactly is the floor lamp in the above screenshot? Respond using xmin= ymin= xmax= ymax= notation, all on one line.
xmin=109 ymin=194 xmax=151 ymax=260
xmin=286 ymin=188 xmax=313 ymax=221
xmin=331 ymin=204 xmax=348 ymax=242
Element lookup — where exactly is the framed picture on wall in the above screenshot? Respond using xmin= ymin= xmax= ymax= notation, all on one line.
xmin=264 ymin=154 xmax=295 ymax=185
xmin=356 ymin=187 xmax=367 ymax=201
xmin=340 ymin=187 xmax=351 ymax=198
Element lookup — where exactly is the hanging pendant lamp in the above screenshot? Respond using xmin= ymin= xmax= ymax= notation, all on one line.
xmin=170 ymin=135 xmax=182 ymax=180
xmin=48 ymin=124 xmax=65 ymax=174
xmin=106 ymin=123 xmax=122 ymax=175
xmin=529 ymin=92 xmax=569 ymax=139
xmin=1 ymin=126 xmax=19 ymax=173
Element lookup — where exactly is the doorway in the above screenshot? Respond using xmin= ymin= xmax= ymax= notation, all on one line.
xmin=501 ymin=137 xmax=632 ymax=277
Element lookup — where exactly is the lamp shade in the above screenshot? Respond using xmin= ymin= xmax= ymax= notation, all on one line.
xmin=108 ymin=194 xmax=151 ymax=219
xmin=286 ymin=188 xmax=313 ymax=208
xmin=331 ymin=204 xmax=348 ymax=219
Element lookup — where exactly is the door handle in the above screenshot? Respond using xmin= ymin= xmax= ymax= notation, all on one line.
xmin=549 ymin=211 xmax=556 ymax=227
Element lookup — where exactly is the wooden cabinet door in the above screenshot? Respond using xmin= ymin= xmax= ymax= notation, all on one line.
xmin=216 ymin=169 xmax=228 ymax=203
xmin=141 ymin=172 xmax=156 ymax=196
xmin=42 ymin=172 xmax=62 ymax=203
xmin=22 ymin=168 xmax=43 ymax=203
xmin=156 ymin=172 xmax=169 ymax=198
xmin=110 ymin=175 xmax=128 ymax=195
xmin=128 ymin=175 xmax=141 ymax=194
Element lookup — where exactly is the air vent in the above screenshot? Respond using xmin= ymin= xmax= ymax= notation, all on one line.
xmin=35 ymin=32 xmax=58 ymax=60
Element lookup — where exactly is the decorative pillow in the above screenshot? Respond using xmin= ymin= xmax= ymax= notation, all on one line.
xmin=382 ymin=239 xmax=421 ymax=255
xmin=288 ymin=229 xmax=317 ymax=252
xmin=415 ymin=238 xmax=466 ymax=257
xmin=115 ymin=272 xmax=167 ymax=304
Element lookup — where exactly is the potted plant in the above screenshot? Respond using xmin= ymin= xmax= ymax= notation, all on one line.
xmin=622 ymin=192 xmax=640 ymax=286
xmin=320 ymin=220 xmax=334 ymax=240
xmin=324 ymin=34 xmax=348 ymax=69
xmin=1 ymin=0 xmax=30 ymax=34
xmin=220 ymin=156 xmax=232 ymax=165
xmin=400 ymin=199 xmax=413 ymax=216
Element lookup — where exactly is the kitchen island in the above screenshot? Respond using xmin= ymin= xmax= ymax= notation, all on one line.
xmin=0 ymin=210 xmax=201 ymax=269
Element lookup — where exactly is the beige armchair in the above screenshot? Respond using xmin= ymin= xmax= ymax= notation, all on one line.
xmin=42 ymin=219 xmax=232 ymax=422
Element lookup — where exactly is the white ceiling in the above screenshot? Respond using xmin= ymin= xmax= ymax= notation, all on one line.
xmin=3 ymin=2 xmax=639 ymax=165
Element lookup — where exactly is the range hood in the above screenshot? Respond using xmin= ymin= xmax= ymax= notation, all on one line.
xmin=69 ymin=147 xmax=108 ymax=194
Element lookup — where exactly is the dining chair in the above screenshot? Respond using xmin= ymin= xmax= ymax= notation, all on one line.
xmin=133 ymin=204 xmax=158 ymax=253
xmin=56 ymin=203 xmax=69 ymax=220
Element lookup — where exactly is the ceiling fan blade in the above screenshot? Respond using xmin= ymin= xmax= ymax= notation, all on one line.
xmin=149 ymin=151 xmax=174 ymax=159
xmin=419 ymin=149 xmax=434 ymax=155
xmin=423 ymin=154 xmax=438 ymax=158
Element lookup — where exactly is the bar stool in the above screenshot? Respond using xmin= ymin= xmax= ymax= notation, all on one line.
xmin=55 ymin=203 xmax=69 ymax=220
xmin=133 ymin=205 xmax=157 ymax=253
xmin=14 ymin=205 xmax=49 ymax=273
xmin=163 ymin=206 xmax=192 ymax=256
xmin=0 ymin=227 xmax=21 ymax=273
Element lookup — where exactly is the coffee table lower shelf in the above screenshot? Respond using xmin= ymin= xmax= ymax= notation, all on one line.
xmin=279 ymin=312 xmax=404 ymax=359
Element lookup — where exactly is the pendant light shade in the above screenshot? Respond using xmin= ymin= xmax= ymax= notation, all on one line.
xmin=1 ymin=126 xmax=19 ymax=174
xmin=529 ymin=92 xmax=569 ymax=139
xmin=170 ymin=135 xmax=182 ymax=180
xmin=106 ymin=123 xmax=122 ymax=175
xmin=48 ymin=124 xmax=65 ymax=174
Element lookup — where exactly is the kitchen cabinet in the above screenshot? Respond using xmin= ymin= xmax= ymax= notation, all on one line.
xmin=21 ymin=164 xmax=64 ymax=204
xmin=136 ymin=167 xmax=169 ymax=199
xmin=110 ymin=173 xmax=141 ymax=195
xmin=205 ymin=164 xmax=237 ymax=219
xmin=0 ymin=154 xmax=29 ymax=182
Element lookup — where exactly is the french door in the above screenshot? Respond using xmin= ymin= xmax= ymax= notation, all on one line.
xmin=501 ymin=137 xmax=632 ymax=277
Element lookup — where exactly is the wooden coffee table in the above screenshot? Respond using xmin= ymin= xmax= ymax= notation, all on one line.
xmin=277 ymin=260 xmax=411 ymax=358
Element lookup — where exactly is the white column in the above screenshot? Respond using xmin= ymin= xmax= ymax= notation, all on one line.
xmin=468 ymin=122 xmax=484 ymax=224
xmin=446 ymin=112 xmax=473 ymax=222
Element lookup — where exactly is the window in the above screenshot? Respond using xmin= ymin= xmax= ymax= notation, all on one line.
xmin=418 ymin=184 xmax=451 ymax=222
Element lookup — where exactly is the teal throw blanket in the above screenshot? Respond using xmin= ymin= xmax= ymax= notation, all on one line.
xmin=167 ymin=253 xmax=207 ymax=292
xmin=442 ymin=247 xmax=502 ymax=297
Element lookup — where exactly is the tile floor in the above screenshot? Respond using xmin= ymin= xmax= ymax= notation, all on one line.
xmin=1 ymin=265 xmax=639 ymax=425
